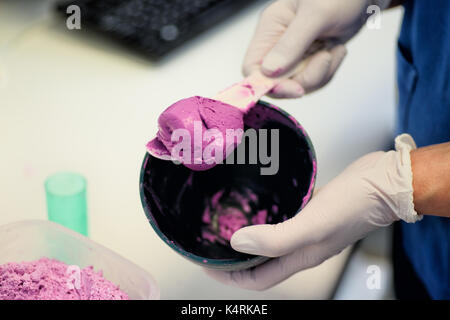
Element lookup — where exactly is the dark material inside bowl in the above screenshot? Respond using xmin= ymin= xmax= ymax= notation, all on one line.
xmin=140 ymin=102 xmax=315 ymax=266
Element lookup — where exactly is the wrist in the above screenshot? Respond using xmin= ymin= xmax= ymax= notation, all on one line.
xmin=411 ymin=143 xmax=450 ymax=216
xmin=410 ymin=149 xmax=432 ymax=214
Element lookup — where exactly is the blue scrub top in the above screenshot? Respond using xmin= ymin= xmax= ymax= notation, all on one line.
xmin=396 ymin=0 xmax=450 ymax=299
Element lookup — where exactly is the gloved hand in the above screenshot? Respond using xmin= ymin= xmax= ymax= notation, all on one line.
xmin=243 ymin=0 xmax=391 ymax=98
xmin=205 ymin=134 xmax=421 ymax=290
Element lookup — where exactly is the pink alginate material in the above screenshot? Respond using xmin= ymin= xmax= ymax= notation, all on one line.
xmin=147 ymin=96 xmax=244 ymax=171
xmin=0 ymin=257 xmax=129 ymax=300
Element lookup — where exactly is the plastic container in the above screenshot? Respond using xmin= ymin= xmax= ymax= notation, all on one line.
xmin=140 ymin=101 xmax=317 ymax=271
xmin=0 ymin=220 xmax=159 ymax=300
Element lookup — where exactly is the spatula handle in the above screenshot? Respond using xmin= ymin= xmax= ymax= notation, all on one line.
xmin=213 ymin=71 xmax=278 ymax=112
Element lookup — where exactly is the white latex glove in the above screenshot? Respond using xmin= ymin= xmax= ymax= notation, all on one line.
xmin=205 ymin=134 xmax=421 ymax=290
xmin=243 ymin=0 xmax=391 ymax=97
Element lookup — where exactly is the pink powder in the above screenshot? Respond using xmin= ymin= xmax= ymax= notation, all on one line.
xmin=210 ymin=189 xmax=225 ymax=207
xmin=252 ymin=209 xmax=268 ymax=225
xmin=229 ymin=191 xmax=251 ymax=213
xmin=271 ymin=204 xmax=278 ymax=214
xmin=202 ymin=230 xmax=224 ymax=244
xmin=202 ymin=206 xmax=211 ymax=224
xmin=0 ymin=257 xmax=129 ymax=300
xmin=201 ymin=188 xmax=269 ymax=243
xmin=217 ymin=208 xmax=248 ymax=240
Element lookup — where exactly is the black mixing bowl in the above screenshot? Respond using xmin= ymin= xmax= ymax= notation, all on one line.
xmin=139 ymin=101 xmax=317 ymax=271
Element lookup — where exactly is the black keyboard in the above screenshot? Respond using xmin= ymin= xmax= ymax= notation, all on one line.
xmin=56 ymin=0 xmax=257 ymax=59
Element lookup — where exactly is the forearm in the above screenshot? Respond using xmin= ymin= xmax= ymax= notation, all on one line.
xmin=411 ymin=142 xmax=450 ymax=217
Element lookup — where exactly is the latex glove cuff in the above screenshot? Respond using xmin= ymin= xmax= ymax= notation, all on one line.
xmin=393 ymin=133 xmax=422 ymax=223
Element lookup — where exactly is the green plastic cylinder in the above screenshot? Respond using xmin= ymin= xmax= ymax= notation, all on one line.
xmin=45 ymin=172 xmax=88 ymax=235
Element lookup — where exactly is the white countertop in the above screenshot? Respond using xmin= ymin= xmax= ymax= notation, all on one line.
xmin=0 ymin=0 xmax=403 ymax=299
